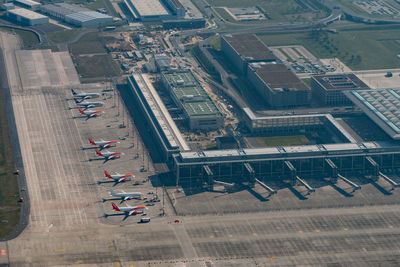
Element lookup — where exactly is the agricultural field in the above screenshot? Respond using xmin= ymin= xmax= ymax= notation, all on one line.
xmin=258 ymin=26 xmax=400 ymax=70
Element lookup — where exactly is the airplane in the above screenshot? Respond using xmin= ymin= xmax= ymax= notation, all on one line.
xmin=78 ymin=108 xmax=104 ymax=118
xmin=89 ymin=137 xmax=120 ymax=148
xmin=74 ymin=99 xmax=104 ymax=109
xmin=104 ymin=170 xmax=134 ymax=182
xmin=109 ymin=189 xmax=142 ymax=200
xmin=95 ymin=149 xmax=124 ymax=160
xmin=111 ymin=202 xmax=147 ymax=216
xmin=71 ymin=89 xmax=100 ymax=100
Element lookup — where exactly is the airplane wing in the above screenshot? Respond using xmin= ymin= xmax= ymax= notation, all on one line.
xmin=128 ymin=210 xmax=135 ymax=216
xmin=118 ymin=177 xmax=125 ymax=182
xmin=124 ymin=196 xmax=130 ymax=201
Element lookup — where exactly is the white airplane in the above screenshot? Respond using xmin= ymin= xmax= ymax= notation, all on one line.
xmin=111 ymin=202 xmax=147 ymax=216
xmin=104 ymin=170 xmax=134 ymax=182
xmin=95 ymin=149 xmax=124 ymax=160
xmin=78 ymin=108 xmax=104 ymax=118
xmin=109 ymin=189 xmax=142 ymax=200
xmin=75 ymin=99 xmax=104 ymax=109
xmin=89 ymin=137 xmax=120 ymax=148
xmin=71 ymin=89 xmax=100 ymax=99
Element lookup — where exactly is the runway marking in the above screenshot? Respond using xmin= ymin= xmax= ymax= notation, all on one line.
xmin=54 ymin=248 xmax=66 ymax=252
xmin=113 ymin=262 xmax=121 ymax=267
xmin=74 ymin=260 xmax=82 ymax=264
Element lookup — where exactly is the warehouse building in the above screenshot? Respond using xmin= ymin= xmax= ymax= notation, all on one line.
xmin=161 ymin=70 xmax=223 ymax=130
xmin=221 ymin=33 xmax=278 ymax=74
xmin=345 ymin=88 xmax=400 ymax=140
xmin=247 ymin=62 xmax=311 ymax=108
xmin=124 ymin=0 xmax=171 ymax=21
xmin=312 ymin=74 xmax=370 ymax=106
xmin=14 ymin=0 xmax=40 ymax=10
xmin=162 ymin=0 xmax=185 ymax=18
xmin=7 ymin=8 xmax=49 ymax=25
xmin=41 ymin=3 xmax=113 ymax=27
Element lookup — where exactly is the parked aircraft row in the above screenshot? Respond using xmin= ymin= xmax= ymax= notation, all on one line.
xmin=71 ymin=89 xmax=148 ymax=218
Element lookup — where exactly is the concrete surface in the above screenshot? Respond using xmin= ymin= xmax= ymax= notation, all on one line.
xmin=1 ymin=31 xmax=400 ymax=266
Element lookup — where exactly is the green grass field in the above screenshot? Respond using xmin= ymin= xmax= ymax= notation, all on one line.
xmin=255 ymin=135 xmax=310 ymax=147
xmin=0 ymin=28 xmax=39 ymax=47
xmin=258 ymin=27 xmax=400 ymax=70
xmin=74 ymin=54 xmax=120 ymax=78
xmin=69 ymin=32 xmax=118 ymax=55
xmin=0 ymin=76 xmax=20 ymax=238
xmin=47 ymin=29 xmax=82 ymax=43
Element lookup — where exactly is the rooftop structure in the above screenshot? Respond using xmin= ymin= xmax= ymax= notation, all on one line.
xmin=14 ymin=0 xmax=40 ymax=10
xmin=221 ymin=34 xmax=278 ymax=74
xmin=7 ymin=8 xmax=48 ymax=25
xmin=161 ymin=70 xmax=223 ymax=130
xmin=2 ymin=3 xmax=15 ymax=10
xmin=153 ymin=54 xmax=171 ymax=71
xmin=124 ymin=0 xmax=171 ymax=21
xmin=41 ymin=3 xmax=113 ymax=27
xmin=128 ymin=73 xmax=189 ymax=160
xmin=222 ymin=34 xmax=277 ymax=63
xmin=312 ymin=73 xmax=370 ymax=105
xmin=247 ymin=62 xmax=311 ymax=108
xmin=345 ymin=88 xmax=400 ymax=140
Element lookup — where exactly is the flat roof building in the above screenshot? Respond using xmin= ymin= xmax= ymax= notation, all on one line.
xmin=41 ymin=3 xmax=113 ymax=27
xmin=312 ymin=74 xmax=370 ymax=106
xmin=247 ymin=62 xmax=311 ymax=108
xmin=124 ymin=0 xmax=171 ymax=21
xmin=345 ymin=88 xmax=400 ymax=140
xmin=2 ymin=3 xmax=15 ymax=10
xmin=13 ymin=0 xmax=40 ymax=10
xmin=161 ymin=70 xmax=223 ymax=130
xmin=162 ymin=0 xmax=185 ymax=18
xmin=221 ymin=33 xmax=278 ymax=73
xmin=7 ymin=8 xmax=48 ymax=25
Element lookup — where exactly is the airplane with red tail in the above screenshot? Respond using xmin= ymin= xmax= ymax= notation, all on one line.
xmin=104 ymin=170 xmax=134 ymax=183
xmin=95 ymin=149 xmax=124 ymax=160
xmin=78 ymin=108 xmax=104 ymax=118
xmin=111 ymin=202 xmax=147 ymax=216
xmin=89 ymin=137 xmax=120 ymax=148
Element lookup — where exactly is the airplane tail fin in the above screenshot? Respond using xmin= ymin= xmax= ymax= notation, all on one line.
xmin=111 ymin=202 xmax=120 ymax=211
xmin=71 ymin=89 xmax=77 ymax=95
xmin=104 ymin=170 xmax=112 ymax=178
xmin=78 ymin=108 xmax=85 ymax=115
xmin=89 ymin=137 xmax=96 ymax=145
xmin=95 ymin=149 xmax=103 ymax=157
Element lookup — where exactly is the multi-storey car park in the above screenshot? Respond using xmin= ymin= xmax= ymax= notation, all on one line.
xmin=312 ymin=73 xmax=370 ymax=106
xmin=160 ymin=70 xmax=223 ymax=131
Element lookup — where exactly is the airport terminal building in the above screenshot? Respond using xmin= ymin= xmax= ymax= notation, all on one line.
xmin=312 ymin=74 xmax=370 ymax=106
xmin=161 ymin=70 xmax=223 ymax=130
